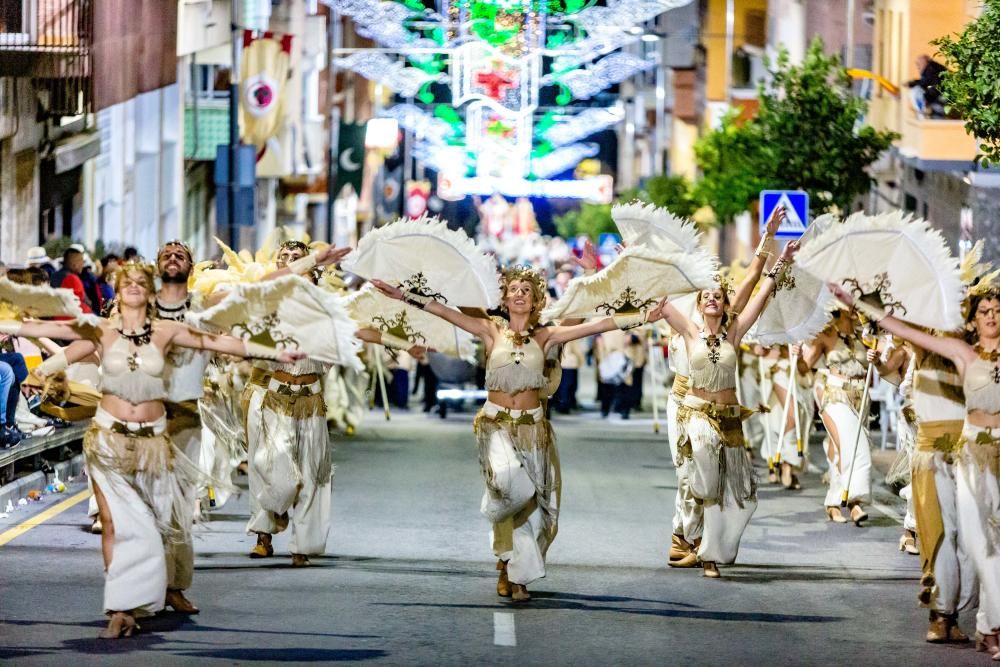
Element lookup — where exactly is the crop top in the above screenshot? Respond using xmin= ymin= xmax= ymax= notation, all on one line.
xmin=485 ymin=329 xmax=547 ymax=395
xmin=963 ymin=355 xmax=1000 ymax=414
xmin=827 ymin=335 xmax=867 ymax=378
xmin=688 ymin=330 xmax=737 ymax=392
xmin=100 ymin=336 xmax=167 ymax=403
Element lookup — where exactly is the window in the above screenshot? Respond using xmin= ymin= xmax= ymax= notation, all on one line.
xmin=188 ymin=63 xmax=231 ymax=102
xmin=744 ymin=10 xmax=766 ymax=48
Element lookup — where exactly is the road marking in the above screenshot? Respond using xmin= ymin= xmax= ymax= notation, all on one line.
xmin=871 ymin=500 xmax=903 ymax=525
xmin=493 ymin=612 xmax=516 ymax=647
xmin=0 ymin=489 xmax=91 ymax=548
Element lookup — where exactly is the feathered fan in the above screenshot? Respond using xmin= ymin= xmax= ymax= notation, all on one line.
xmin=347 ymin=286 xmax=476 ymax=362
xmin=542 ymin=244 xmax=717 ymax=322
xmin=341 ymin=215 xmax=500 ymax=309
xmin=0 ymin=277 xmax=92 ymax=321
xmin=752 ymin=214 xmax=839 ymax=345
xmin=795 ymin=211 xmax=965 ymax=331
xmin=612 ymin=202 xmax=703 ymax=252
xmin=187 ymin=275 xmax=363 ymax=370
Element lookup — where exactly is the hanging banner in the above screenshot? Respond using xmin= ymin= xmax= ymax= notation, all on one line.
xmin=240 ymin=31 xmax=293 ymax=150
xmin=333 ymin=120 xmax=366 ymax=198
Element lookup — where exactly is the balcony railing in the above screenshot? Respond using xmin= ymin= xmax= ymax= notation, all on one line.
xmin=0 ymin=0 xmax=92 ymax=116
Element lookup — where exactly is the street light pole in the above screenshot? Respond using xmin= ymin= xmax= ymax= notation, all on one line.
xmin=229 ymin=0 xmax=241 ymax=249
xmin=845 ymin=0 xmax=856 ymax=69
xmin=325 ymin=5 xmax=341 ymax=244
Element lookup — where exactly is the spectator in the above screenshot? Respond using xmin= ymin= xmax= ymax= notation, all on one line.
xmin=551 ymin=337 xmax=586 ymax=414
xmin=0 ymin=361 xmax=17 ymax=447
xmin=123 ymin=246 xmax=139 ymax=261
xmin=0 ymin=351 xmax=28 ymax=446
xmin=97 ymin=260 xmax=117 ymax=309
xmin=620 ymin=330 xmax=648 ymax=418
xmin=49 ymin=247 xmax=94 ymax=314
xmin=76 ymin=247 xmax=104 ymax=315
xmin=25 ymin=246 xmax=56 ymax=278
xmin=906 ymin=54 xmax=948 ymax=118
xmin=595 ymin=329 xmax=632 ymax=418
xmin=412 ymin=352 xmax=439 ymax=413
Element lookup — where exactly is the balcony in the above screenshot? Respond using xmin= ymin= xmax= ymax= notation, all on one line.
xmin=0 ymin=0 xmax=92 ymax=115
xmin=899 ymin=115 xmax=977 ymax=168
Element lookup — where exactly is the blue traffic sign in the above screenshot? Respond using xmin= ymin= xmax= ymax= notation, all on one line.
xmin=759 ymin=190 xmax=809 ymax=239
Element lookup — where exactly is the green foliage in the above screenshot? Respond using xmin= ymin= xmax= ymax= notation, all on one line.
xmin=693 ymin=110 xmax=769 ymax=224
xmin=553 ymin=203 xmax=615 ymax=239
xmin=641 ymin=174 xmax=699 ymax=218
xmin=933 ymin=0 xmax=1000 ymax=167
xmin=693 ymin=38 xmax=897 ymax=223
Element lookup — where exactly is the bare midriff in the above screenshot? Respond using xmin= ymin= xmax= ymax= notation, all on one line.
xmin=487 ymin=389 xmax=542 ymax=411
xmin=689 ymin=386 xmax=739 ymax=405
xmin=100 ymin=394 xmax=167 ymax=423
xmin=967 ymin=410 xmax=1000 ymax=429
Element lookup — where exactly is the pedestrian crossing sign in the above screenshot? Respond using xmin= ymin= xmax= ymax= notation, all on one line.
xmin=759 ymin=190 xmax=809 ymax=239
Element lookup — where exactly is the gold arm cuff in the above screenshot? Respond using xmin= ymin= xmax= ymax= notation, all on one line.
xmin=244 ymin=341 xmax=283 ymax=361
xmin=36 ymin=350 xmax=68 ymax=376
xmin=854 ymin=300 xmax=887 ymax=322
xmin=613 ymin=311 xmax=647 ymax=331
xmin=287 ymin=253 xmax=318 ymax=275
xmin=0 ymin=320 xmax=23 ymax=335
xmin=755 ymin=233 xmax=774 ymax=258
xmin=380 ymin=332 xmax=412 ymax=350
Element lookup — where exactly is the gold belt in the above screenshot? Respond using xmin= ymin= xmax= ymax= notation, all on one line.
xmin=250 ymin=367 xmax=272 ymax=388
xmin=671 ymin=373 xmax=689 ymax=399
xmin=915 ymin=420 xmax=964 ymax=455
xmin=109 ymin=422 xmax=157 ymax=439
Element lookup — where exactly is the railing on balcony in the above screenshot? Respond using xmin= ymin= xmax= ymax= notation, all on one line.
xmin=0 ymin=0 xmax=93 ymax=116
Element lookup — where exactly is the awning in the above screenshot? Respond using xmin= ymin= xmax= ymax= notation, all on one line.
xmin=54 ymin=130 xmax=100 ymax=174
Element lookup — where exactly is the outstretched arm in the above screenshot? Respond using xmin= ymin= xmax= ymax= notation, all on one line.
xmin=545 ymin=297 xmax=672 ymax=350
xmin=356 ymin=327 xmax=427 ymax=358
xmin=827 ymin=283 xmax=969 ymax=371
xmin=369 ymin=279 xmax=494 ymax=343
xmin=0 ymin=319 xmax=87 ymax=341
xmin=732 ymin=240 xmax=800 ymax=342
xmin=261 ymin=246 xmax=352 ymax=282
xmin=731 ymin=206 xmax=784 ymax=313
xmin=165 ymin=321 xmax=304 ymax=363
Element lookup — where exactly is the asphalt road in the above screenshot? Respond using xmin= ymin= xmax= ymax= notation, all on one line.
xmin=0 ymin=408 xmax=990 ymax=666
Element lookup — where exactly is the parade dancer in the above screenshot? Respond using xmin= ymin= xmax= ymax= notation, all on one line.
xmin=153 ymin=241 xmax=209 ymax=612
xmin=798 ymin=308 xmax=874 ymax=525
xmin=243 ymin=241 xmax=352 ymax=566
xmin=832 ymin=282 xmax=1000 ymax=656
xmin=372 ymin=267 xmax=670 ymax=601
xmin=668 ymin=210 xmax=783 ymax=568
xmin=4 ymin=262 xmax=302 ymax=638
xmin=659 ymin=240 xmax=800 ymax=578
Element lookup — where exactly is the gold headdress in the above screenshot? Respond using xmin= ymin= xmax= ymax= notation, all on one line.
xmin=500 ymin=265 xmax=547 ymax=320
xmin=962 ymin=241 xmax=1000 ymax=299
xmin=157 ymin=239 xmax=193 ymax=264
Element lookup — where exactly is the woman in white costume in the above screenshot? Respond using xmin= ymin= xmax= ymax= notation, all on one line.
xmin=657 ymin=239 xmax=800 ymax=578
xmin=839 ymin=282 xmax=998 ymax=653
xmin=873 ymin=338 xmax=978 ymax=643
xmin=762 ymin=345 xmax=812 ymax=490
xmin=243 ymin=240 xmax=354 ymax=565
xmin=798 ymin=309 xmax=874 ymax=525
xmin=373 ymin=266 xmax=670 ymax=602
xmin=3 ymin=262 xmax=302 ymax=638
xmin=666 ymin=210 xmax=782 ymax=568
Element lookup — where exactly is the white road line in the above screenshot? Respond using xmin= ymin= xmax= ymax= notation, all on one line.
xmin=871 ymin=500 xmax=904 ymax=524
xmin=493 ymin=612 xmax=516 ymax=647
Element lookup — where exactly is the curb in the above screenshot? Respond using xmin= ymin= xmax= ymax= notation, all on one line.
xmin=0 ymin=453 xmax=86 ymax=509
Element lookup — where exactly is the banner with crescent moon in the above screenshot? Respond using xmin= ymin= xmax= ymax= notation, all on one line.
xmin=334 ymin=120 xmax=366 ymax=198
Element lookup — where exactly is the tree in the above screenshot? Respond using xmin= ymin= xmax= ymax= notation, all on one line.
xmin=933 ymin=0 xmax=1000 ymax=167
xmin=756 ymin=39 xmax=897 ymax=215
xmin=693 ymin=110 xmax=770 ymax=224
xmin=692 ymin=38 xmax=897 ymax=222
xmin=553 ymin=202 xmax=615 ymax=239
